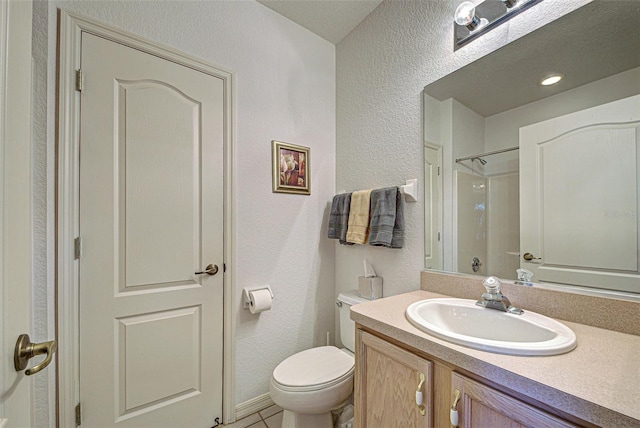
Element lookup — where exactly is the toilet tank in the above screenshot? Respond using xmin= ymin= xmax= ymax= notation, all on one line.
xmin=337 ymin=290 xmax=368 ymax=353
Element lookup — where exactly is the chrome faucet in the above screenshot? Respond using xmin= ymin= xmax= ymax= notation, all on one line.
xmin=476 ymin=276 xmax=524 ymax=315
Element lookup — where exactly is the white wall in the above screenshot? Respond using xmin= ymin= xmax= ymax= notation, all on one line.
xmin=32 ymin=1 xmax=56 ymax=426
xmin=33 ymin=0 xmax=336 ymax=420
xmin=452 ymin=100 xmax=485 ymax=172
xmin=335 ymin=0 xmax=591 ymax=305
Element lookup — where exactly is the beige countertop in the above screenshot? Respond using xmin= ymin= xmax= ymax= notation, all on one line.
xmin=350 ymin=290 xmax=640 ymax=427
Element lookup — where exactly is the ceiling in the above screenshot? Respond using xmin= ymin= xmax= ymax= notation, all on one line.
xmin=256 ymin=0 xmax=383 ymax=44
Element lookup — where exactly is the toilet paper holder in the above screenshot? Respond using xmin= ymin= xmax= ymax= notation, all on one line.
xmin=242 ymin=286 xmax=274 ymax=309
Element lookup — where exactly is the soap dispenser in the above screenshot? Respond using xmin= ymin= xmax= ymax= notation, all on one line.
xmin=516 ymin=268 xmax=533 ymax=286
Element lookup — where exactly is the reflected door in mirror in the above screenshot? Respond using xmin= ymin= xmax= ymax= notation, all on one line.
xmin=520 ymin=94 xmax=640 ymax=293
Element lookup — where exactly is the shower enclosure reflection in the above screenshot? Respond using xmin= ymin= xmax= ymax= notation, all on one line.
xmin=455 ymin=149 xmax=519 ymax=281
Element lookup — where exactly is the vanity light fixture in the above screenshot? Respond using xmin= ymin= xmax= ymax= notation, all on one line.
xmin=501 ymin=0 xmax=518 ymax=8
xmin=454 ymin=0 xmax=543 ymax=51
xmin=454 ymin=2 xmax=480 ymax=31
xmin=540 ymin=74 xmax=564 ymax=86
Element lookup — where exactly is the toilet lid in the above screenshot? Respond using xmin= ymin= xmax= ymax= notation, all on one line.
xmin=273 ymin=346 xmax=354 ymax=388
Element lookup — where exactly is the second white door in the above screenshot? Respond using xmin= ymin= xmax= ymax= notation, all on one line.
xmin=78 ymin=33 xmax=224 ymax=427
xmin=520 ymin=94 xmax=640 ymax=293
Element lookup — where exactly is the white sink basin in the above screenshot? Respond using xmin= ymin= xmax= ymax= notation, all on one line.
xmin=406 ymin=298 xmax=577 ymax=356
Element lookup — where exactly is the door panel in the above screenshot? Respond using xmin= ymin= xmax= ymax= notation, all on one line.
xmin=1 ymin=1 xmax=34 ymax=426
xmin=541 ymin=126 xmax=637 ymax=270
xmin=118 ymin=307 xmax=200 ymax=413
xmin=120 ymin=80 xmax=202 ymax=287
xmin=79 ymin=33 xmax=223 ymax=427
xmin=520 ymin=94 xmax=640 ymax=292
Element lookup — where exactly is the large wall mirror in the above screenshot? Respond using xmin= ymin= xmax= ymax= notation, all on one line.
xmin=423 ymin=0 xmax=640 ymax=296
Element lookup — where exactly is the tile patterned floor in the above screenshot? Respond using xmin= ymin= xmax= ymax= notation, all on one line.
xmin=222 ymin=404 xmax=283 ymax=428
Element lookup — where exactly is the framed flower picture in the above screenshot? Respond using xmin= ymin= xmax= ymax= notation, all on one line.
xmin=272 ymin=140 xmax=310 ymax=195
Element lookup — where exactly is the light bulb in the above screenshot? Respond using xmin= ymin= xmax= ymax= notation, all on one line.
xmin=454 ymin=1 xmax=480 ymax=30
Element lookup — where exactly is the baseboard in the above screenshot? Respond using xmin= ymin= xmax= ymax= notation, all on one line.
xmin=234 ymin=393 xmax=274 ymax=421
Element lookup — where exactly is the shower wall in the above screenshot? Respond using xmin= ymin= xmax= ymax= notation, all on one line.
xmin=456 ymin=170 xmax=519 ymax=280
xmin=456 ymin=171 xmax=487 ymax=276
xmin=487 ymin=173 xmax=520 ymax=279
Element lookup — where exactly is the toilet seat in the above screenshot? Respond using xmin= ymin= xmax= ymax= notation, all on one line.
xmin=272 ymin=346 xmax=354 ymax=392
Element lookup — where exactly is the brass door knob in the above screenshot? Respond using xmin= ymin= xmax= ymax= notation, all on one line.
xmin=195 ymin=264 xmax=219 ymax=276
xmin=523 ymin=252 xmax=541 ymax=261
xmin=14 ymin=334 xmax=57 ymax=376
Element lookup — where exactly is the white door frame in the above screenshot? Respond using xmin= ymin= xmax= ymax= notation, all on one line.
xmin=56 ymin=10 xmax=236 ymax=427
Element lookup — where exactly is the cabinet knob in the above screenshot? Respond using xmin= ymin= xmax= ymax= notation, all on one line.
xmin=415 ymin=372 xmax=426 ymax=416
xmin=450 ymin=389 xmax=461 ymax=427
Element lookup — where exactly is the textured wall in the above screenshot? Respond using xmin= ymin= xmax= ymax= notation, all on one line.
xmin=335 ymin=0 xmax=591 ymax=309
xmin=34 ymin=0 xmax=336 ymax=416
xmin=32 ymin=1 xmax=56 ymax=426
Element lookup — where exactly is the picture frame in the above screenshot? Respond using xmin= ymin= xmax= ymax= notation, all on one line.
xmin=272 ymin=140 xmax=310 ymax=195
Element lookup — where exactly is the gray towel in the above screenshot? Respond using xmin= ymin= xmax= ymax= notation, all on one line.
xmin=328 ymin=193 xmax=354 ymax=245
xmin=390 ymin=189 xmax=405 ymax=248
xmin=368 ymin=187 xmax=398 ymax=246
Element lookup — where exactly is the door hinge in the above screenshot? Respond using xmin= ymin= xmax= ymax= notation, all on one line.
xmin=437 ymin=166 xmax=441 ymax=176
xmin=76 ymin=69 xmax=83 ymax=92
xmin=75 ymin=402 xmax=82 ymax=426
xmin=74 ymin=237 xmax=82 ymax=259
xmin=438 ymin=232 xmax=441 ymax=241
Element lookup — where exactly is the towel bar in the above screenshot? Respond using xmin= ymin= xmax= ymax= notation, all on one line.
xmin=399 ymin=179 xmax=417 ymax=202
xmin=337 ymin=179 xmax=417 ymax=203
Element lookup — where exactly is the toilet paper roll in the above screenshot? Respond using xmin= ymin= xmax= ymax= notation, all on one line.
xmin=249 ymin=289 xmax=272 ymax=314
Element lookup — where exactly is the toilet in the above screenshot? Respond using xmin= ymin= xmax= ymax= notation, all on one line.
xmin=270 ymin=290 xmax=367 ymax=428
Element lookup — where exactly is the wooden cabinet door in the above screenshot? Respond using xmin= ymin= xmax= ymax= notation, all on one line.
xmin=355 ymin=330 xmax=433 ymax=428
xmin=451 ymin=372 xmax=579 ymax=428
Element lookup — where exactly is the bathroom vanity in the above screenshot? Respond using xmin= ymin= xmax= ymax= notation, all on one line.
xmin=350 ymin=273 xmax=640 ymax=428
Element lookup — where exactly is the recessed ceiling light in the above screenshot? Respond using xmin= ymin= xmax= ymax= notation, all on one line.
xmin=540 ymin=74 xmax=564 ymax=86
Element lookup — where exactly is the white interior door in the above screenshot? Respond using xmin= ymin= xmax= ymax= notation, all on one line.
xmin=1 ymin=1 xmax=34 ymax=426
xmin=520 ymin=94 xmax=640 ymax=292
xmin=78 ymin=33 xmax=224 ymax=427
xmin=424 ymin=145 xmax=443 ymax=269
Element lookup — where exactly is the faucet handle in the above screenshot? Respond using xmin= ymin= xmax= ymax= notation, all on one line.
xmin=482 ymin=276 xmax=501 ymax=293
